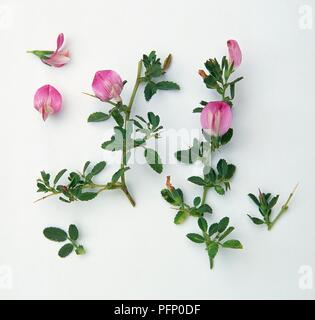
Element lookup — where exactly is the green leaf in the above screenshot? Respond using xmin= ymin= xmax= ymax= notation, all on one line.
xmin=58 ymin=243 xmax=74 ymax=258
xmin=77 ymin=192 xmax=98 ymax=201
xmin=83 ymin=161 xmax=91 ymax=174
xmin=248 ymin=193 xmax=260 ymax=206
xmin=222 ymin=240 xmax=243 ymax=249
xmin=230 ymin=82 xmax=235 ymax=99
xmin=208 ymin=242 xmax=219 ymax=258
xmin=148 ymin=112 xmax=160 ymax=129
xmin=111 ymin=110 xmax=124 ymax=127
xmin=37 ymin=182 xmax=48 ymax=192
xmin=193 ymin=197 xmax=201 ymax=207
xmin=68 ymin=172 xmax=81 ymax=188
xmin=225 ymin=164 xmax=236 ymax=180
xmin=220 ymin=129 xmax=233 ymax=145
xmin=111 ymin=167 xmax=130 ymax=183
xmin=198 ymin=217 xmax=208 ymax=232
xmin=91 ymin=161 xmax=106 ymax=176
xmin=144 ymin=82 xmax=158 ymax=101
xmin=217 ymin=159 xmax=228 ymax=177
xmin=144 ymin=148 xmax=163 ymax=174
xmin=174 ymin=210 xmax=188 ymax=225
xmin=208 ymin=223 xmax=218 ymax=237
xmin=68 ymin=224 xmax=79 ymax=241
xmin=133 ymin=119 xmax=143 ymax=129
xmin=231 ymin=77 xmax=244 ymax=84
xmin=186 ymin=233 xmax=205 ymax=244
xmin=269 ymin=195 xmax=279 ymax=208
xmin=88 ymin=112 xmax=110 ymax=122
xmin=193 ymin=107 xmax=203 ymax=113
xmin=198 ymin=204 xmax=213 ymax=214
xmin=247 ymin=215 xmax=265 ymax=225
xmin=156 ymin=81 xmax=180 ymax=90
xmin=43 ymin=227 xmax=67 ymax=242
xmin=53 ymin=169 xmax=67 ymax=185
xmin=218 ymin=226 xmax=235 ymax=241
xmin=187 ymin=176 xmax=205 ymax=186
xmin=161 ymin=189 xmax=176 ymax=205
xmin=214 ymin=185 xmax=225 ymax=195
xmin=41 ymin=171 xmax=50 ymax=185
xmin=218 ymin=217 xmax=229 ymax=233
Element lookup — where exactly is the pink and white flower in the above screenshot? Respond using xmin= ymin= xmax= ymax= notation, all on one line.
xmin=34 ymin=85 xmax=62 ymax=121
xmin=92 ymin=70 xmax=123 ymax=102
xmin=200 ymin=101 xmax=232 ymax=136
xmin=28 ymin=33 xmax=70 ymax=68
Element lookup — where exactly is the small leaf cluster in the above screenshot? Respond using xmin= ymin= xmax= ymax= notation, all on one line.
xmin=187 ymin=217 xmax=242 ymax=269
xmin=37 ymin=161 xmax=111 ymax=203
xmin=102 ymin=112 xmax=164 ymax=174
xmin=188 ymin=159 xmax=236 ymax=195
xmin=161 ymin=186 xmax=212 ymax=225
xmin=247 ymin=191 xmax=279 ymax=228
xmin=43 ymin=224 xmax=86 ymax=258
xmin=142 ymin=51 xmax=180 ymax=101
xmin=202 ymin=56 xmax=243 ymax=105
xmin=175 ymin=129 xmax=233 ymax=164
xmin=87 ymin=100 xmax=127 ymax=126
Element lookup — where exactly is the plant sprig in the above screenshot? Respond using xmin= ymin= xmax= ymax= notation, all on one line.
xmin=247 ymin=184 xmax=298 ymax=230
xmin=187 ymin=217 xmax=242 ymax=269
xmin=36 ymin=51 xmax=180 ymax=208
xmin=161 ymin=177 xmax=212 ymax=225
xmin=161 ymin=42 xmax=244 ymax=270
xmin=43 ymin=224 xmax=85 ymax=258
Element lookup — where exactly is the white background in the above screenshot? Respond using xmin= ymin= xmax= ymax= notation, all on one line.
xmin=0 ymin=0 xmax=314 ymax=300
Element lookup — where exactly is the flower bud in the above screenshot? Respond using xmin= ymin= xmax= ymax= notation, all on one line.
xmin=92 ymin=70 xmax=123 ymax=102
xmin=34 ymin=85 xmax=62 ymax=121
xmin=227 ymin=39 xmax=242 ymax=69
xmin=200 ymin=101 xmax=232 ymax=136
xmin=198 ymin=69 xmax=207 ymax=79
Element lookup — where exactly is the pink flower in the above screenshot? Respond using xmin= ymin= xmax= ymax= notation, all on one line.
xmin=42 ymin=33 xmax=70 ymax=67
xmin=200 ymin=101 xmax=232 ymax=136
xmin=92 ymin=70 xmax=123 ymax=102
xmin=34 ymin=85 xmax=62 ymax=121
xmin=227 ymin=40 xmax=242 ymax=69
xmin=28 ymin=33 xmax=70 ymax=68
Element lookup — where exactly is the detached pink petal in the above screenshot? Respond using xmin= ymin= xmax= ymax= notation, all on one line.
xmin=34 ymin=85 xmax=62 ymax=121
xmin=56 ymin=33 xmax=64 ymax=52
xmin=92 ymin=70 xmax=123 ymax=102
xmin=200 ymin=101 xmax=232 ymax=136
xmin=43 ymin=50 xmax=70 ymax=68
xmin=41 ymin=33 xmax=70 ymax=67
xmin=227 ymin=40 xmax=242 ymax=68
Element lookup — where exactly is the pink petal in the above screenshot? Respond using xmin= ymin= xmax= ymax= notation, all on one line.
xmin=43 ymin=51 xmax=70 ymax=67
xmin=56 ymin=33 xmax=64 ymax=52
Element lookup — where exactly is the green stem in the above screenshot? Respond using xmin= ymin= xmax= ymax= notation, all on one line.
xmin=119 ymin=60 xmax=143 ymax=207
xmin=268 ymin=184 xmax=298 ymax=230
xmin=201 ymin=186 xmax=209 ymax=205
xmin=34 ymin=182 xmax=122 ymax=203
xmin=209 ymin=257 xmax=214 ymax=269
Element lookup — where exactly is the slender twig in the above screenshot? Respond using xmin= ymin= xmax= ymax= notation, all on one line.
xmin=119 ymin=60 xmax=143 ymax=207
xmin=268 ymin=183 xmax=299 ymax=230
